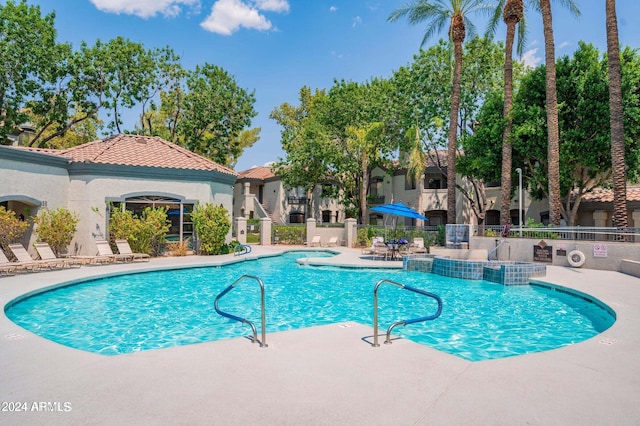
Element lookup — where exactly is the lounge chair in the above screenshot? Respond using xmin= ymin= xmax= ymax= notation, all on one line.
xmin=308 ymin=235 xmax=321 ymax=247
xmin=34 ymin=243 xmax=82 ymax=268
xmin=410 ymin=237 xmax=427 ymax=254
xmin=115 ymin=239 xmax=150 ymax=262
xmin=95 ymin=240 xmax=133 ymax=263
xmin=327 ymin=237 xmax=338 ymax=247
xmin=372 ymin=242 xmax=390 ymax=261
xmin=0 ymin=249 xmax=18 ymax=276
xmin=362 ymin=236 xmax=384 ymax=255
xmin=8 ymin=243 xmax=63 ymax=271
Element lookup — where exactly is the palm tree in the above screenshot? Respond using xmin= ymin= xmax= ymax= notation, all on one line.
xmin=606 ymin=0 xmax=627 ymax=229
xmin=389 ymin=0 xmax=492 ymax=225
xmin=345 ymin=122 xmax=385 ymax=225
xmin=488 ymin=0 xmax=578 ymax=226
xmin=405 ymin=125 xmax=427 ymax=226
xmin=488 ymin=0 xmax=525 ymax=227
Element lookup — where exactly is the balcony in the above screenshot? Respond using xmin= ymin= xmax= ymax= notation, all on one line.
xmin=368 ymin=195 xmax=385 ymax=205
xmin=287 ymin=196 xmax=308 ymax=205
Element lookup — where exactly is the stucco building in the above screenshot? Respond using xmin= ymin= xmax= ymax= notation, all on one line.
xmin=0 ymin=134 xmax=236 ymax=255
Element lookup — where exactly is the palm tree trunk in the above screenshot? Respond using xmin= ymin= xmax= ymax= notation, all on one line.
xmin=500 ymin=19 xmax=516 ymax=226
xmin=606 ymin=0 xmax=628 ymax=229
xmin=413 ymin=169 xmax=426 ymax=227
xmin=360 ymin=153 xmax=369 ymax=225
xmin=540 ymin=0 xmax=562 ymax=226
xmin=447 ymin=40 xmax=463 ymax=225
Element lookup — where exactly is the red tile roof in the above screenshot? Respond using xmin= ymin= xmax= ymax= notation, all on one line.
xmin=238 ymin=165 xmax=276 ymax=180
xmin=61 ymin=134 xmax=236 ymax=176
xmin=580 ymin=187 xmax=640 ymax=203
xmin=12 ymin=134 xmax=236 ymax=176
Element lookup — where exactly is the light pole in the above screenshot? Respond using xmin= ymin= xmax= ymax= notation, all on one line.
xmin=516 ymin=168 xmax=523 ymax=237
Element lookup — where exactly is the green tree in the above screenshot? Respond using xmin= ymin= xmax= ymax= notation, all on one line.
xmin=137 ymin=46 xmax=185 ymax=137
xmin=321 ymin=78 xmax=399 ymax=223
xmin=272 ymin=79 xmax=398 ymax=223
xmin=467 ymin=43 xmax=640 ymax=226
xmin=539 ymin=0 xmax=580 ymax=225
xmin=270 ymin=87 xmax=332 ymax=220
xmin=34 ymin=208 xmax=79 ymax=256
xmin=0 ymin=0 xmax=59 ymax=144
xmin=389 ymin=0 xmax=493 ymax=224
xmin=393 ymin=37 xmax=506 ymax=225
xmin=345 ymin=122 xmax=386 ymax=225
xmin=191 ymin=203 xmax=231 ymax=255
xmin=488 ymin=0 xmax=524 ymax=225
xmin=177 ymin=64 xmax=257 ymax=167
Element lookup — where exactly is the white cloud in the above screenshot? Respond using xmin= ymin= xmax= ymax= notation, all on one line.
xmin=201 ymin=0 xmax=290 ymax=35
xmin=201 ymin=0 xmax=271 ymax=35
xmin=329 ymin=6 xmax=337 ymax=13
xmin=558 ymin=41 xmax=572 ymax=50
xmin=253 ymin=0 xmax=289 ymax=13
xmin=352 ymin=16 xmax=362 ymax=27
xmin=90 ymin=0 xmax=199 ymax=18
xmin=520 ymin=48 xmax=542 ymax=68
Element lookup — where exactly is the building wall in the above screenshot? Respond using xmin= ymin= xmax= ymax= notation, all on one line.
xmin=68 ymin=174 xmax=233 ymax=255
xmin=0 ymin=155 xmax=70 ymax=253
xmin=1 ymin=147 xmax=235 ymax=256
xmin=235 ymin=179 xmax=343 ymax=225
xmin=0 ymin=157 xmax=69 ymax=213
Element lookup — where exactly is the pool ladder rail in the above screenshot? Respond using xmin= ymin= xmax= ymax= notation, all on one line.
xmin=372 ymin=279 xmax=443 ymax=347
xmin=234 ymin=244 xmax=252 ymax=256
xmin=214 ymin=274 xmax=268 ymax=348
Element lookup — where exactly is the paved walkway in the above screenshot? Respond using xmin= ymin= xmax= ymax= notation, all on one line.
xmin=1 ymin=246 xmax=639 ymax=425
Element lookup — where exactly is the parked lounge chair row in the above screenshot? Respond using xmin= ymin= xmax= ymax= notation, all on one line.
xmin=0 ymin=239 xmax=150 ymax=276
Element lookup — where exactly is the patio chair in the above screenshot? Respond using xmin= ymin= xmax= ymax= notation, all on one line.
xmin=308 ymin=235 xmax=321 ymax=247
xmin=0 ymin=248 xmax=18 ymax=276
xmin=410 ymin=237 xmax=427 ymax=254
xmin=327 ymin=237 xmax=338 ymax=247
xmin=34 ymin=243 xmax=82 ymax=268
xmin=372 ymin=242 xmax=390 ymax=261
xmin=362 ymin=236 xmax=384 ymax=256
xmin=95 ymin=240 xmax=133 ymax=263
xmin=115 ymin=239 xmax=150 ymax=262
xmin=8 ymin=243 xmax=63 ymax=271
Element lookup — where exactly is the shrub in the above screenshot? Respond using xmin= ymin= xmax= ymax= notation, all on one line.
xmin=273 ymin=225 xmax=305 ymax=245
xmin=484 ymin=228 xmax=498 ymax=237
xmin=166 ymin=239 xmax=190 ymax=256
xmin=109 ymin=206 xmax=170 ymax=256
xmin=436 ymin=225 xmax=446 ymax=246
xmin=0 ymin=207 xmax=29 ymax=255
xmin=34 ymin=208 xmax=79 ymax=256
xmin=191 ymin=203 xmax=231 ymax=255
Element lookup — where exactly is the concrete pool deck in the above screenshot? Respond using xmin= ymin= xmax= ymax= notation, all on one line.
xmin=1 ymin=245 xmax=639 ymax=425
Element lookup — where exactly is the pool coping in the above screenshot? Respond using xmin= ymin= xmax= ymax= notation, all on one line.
xmin=1 ymin=245 xmax=639 ymax=424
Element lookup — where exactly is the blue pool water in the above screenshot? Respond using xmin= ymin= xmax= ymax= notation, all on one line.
xmin=5 ymin=251 xmax=615 ymax=361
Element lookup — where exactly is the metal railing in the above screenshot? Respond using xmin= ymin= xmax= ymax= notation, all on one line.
xmin=287 ymin=196 xmax=308 ymax=204
xmin=476 ymin=225 xmax=640 ymax=242
xmin=372 ymin=279 xmax=442 ymax=347
xmin=234 ymin=244 xmax=252 ymax=256
xmin=214 ymin=275 xmax=268 ymax=348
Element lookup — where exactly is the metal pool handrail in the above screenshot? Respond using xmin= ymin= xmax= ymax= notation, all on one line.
xmin=214 ymin=274 xmax=268 ymax=348
xmin=234 ymin=244 xmax=252 ymax=256
xmin=372 ymin=279 xmax=442 ymax=347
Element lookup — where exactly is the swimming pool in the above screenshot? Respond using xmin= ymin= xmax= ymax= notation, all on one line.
xmin=5 ymin=251 xmax=615 ymax=361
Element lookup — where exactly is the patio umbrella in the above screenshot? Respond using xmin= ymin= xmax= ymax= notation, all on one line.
xmin=370 ymin=202 xmax=428 ymax=221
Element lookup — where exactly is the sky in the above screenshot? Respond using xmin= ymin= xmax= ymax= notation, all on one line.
xmin=22 ymin=0 xmax=640 ymax=172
